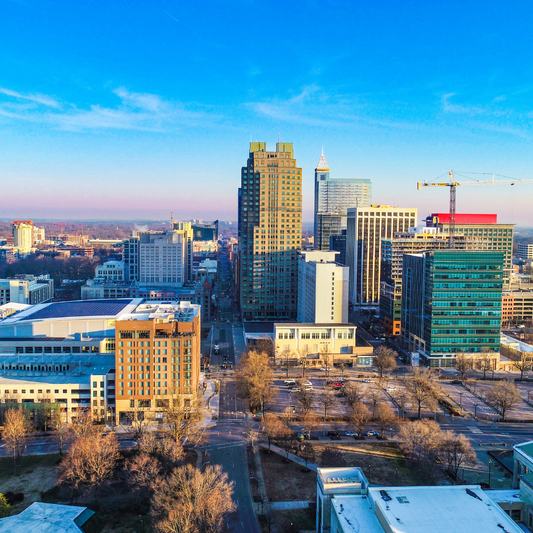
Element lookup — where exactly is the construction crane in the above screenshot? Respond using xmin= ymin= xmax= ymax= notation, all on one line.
xmin=417 ymin=170 xmax=533 ymax=247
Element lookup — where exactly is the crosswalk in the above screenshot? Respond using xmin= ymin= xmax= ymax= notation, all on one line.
xmin=202 ymin=442 xmax=245 ymax=452
xmin=467 ymin=426 xmax=483 ymax=434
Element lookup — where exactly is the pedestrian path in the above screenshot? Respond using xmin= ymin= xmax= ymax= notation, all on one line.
xmin=262 ymin=443 xmax=319 ymax=472
xmin=270 ymin=501 xmax=311 ymax=510
xmin=200 ymin=375 xmax=219 ymax=427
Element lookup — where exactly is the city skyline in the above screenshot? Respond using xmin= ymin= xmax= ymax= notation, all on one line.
xmin=2 ymin=1 xmax=533 ymax=224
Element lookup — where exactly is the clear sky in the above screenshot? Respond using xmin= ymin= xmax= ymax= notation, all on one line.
xmin=2 ymin=0 xmax=533 ymax=225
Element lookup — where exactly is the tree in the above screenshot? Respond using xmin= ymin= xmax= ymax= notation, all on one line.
xmin=439 ymin=431 xmax=476 ymax=478
xmin=320 ymin=346 xmax=333 ymax=378
xmin=376 ymin=403 xmax=396 ymax=438
xmin=320 ymin=445 xmax=344 ymax=467
xmin=318 ymin=387 xmax=338 ymax=423
xmin=298 ymin=443 xmax=316 ymax=471
xmin=275 ymin=425 xmax=294 ymax=460
xmin=391 ymin=390 xmax=409 ymax=418
xmin=350 ymin=401 xmax=370 ymax=437
xmin=137 ymin=432 xmax=184 ymax=472
xmin=70 ymin=408 xmax=97 ymax=439
xmin=279 ymin=346 xmax=293 ymax=378
xmin=60 ymin=431 xmax=120 ymax=506
xmin=343 ymin=383 xmax=366 ymax=409
xmin=301 ymin=411 xmax=319 ymax=439
xmin=124 ymin=452 xmax=162 ymax=509
xmin=2 ymin=407 xmax=30 ymax=475
xmin=51 ymin=408 xmax=70 ymax=457
xmin=296 ymin=346 xmax=311 ymax=378
xmin=125 ymin=401 xmax=151 ymax=438
xmin=374 ymin=346 xmax=397 ymax=379
xmin=478 ymin=348 xmax=495 ymax=379
xmin=511 ymin=351 xmax=532 ymax=381
xmin=279 ymin=406 xmax=294 ymax=429
xmin=164 ymin=394 xmax=206 ymax=447
xmin=338 ymin=362 xmax=347 ymax=380
xmin=0 ymin=493 xmax=10 ymax=518
xmin=150 ymin=463 xmax=236 ymax=533
xmin=236 ymin=350 xmax=278 ymax=414
xmin=485 ymin=381 xmax=522 ymax=421
xmin=455 ymin=353 xmax=473 ymax=381
xmin=367 ymin=389 xmax=381 ymax=419
xmin=402 ymin=369 xmax=437 ymax=419
xmin=295 ymin=388 xmax=314 ymax=415
xmin=36 ymin=391 xmax=56 ymax=432
xmin=262 ymin=414 xmax=285 ymax=451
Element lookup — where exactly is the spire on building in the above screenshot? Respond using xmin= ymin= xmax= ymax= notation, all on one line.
xmin=316 ymin=149 xmax=329 ymax=171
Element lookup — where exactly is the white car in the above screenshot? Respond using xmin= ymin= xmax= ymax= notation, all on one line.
xmin=386 ymin=386 xmax=396 ymax=391
xmin=320 ymin=367 xmax=332 ymax=372
xmin=363 ymin=378 xmax=374 ymax=383
xmin=284 ymin=379 xmax=296 ymax=386
xmin=289 ymin=387 xmax=301 ymax=393
xmin=303 ymin=385 xmax=313 ymax=391
xmin=302 ymin=380 xmax=312 ymax=387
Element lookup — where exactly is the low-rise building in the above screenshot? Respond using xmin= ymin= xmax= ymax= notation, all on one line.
xmin=0 ymin=275 xmax=54 ymax=305
xmin=95 ymin=260 xmax=125 ymax=281
xmin=518 ymin=243 xmax=533 ymax=260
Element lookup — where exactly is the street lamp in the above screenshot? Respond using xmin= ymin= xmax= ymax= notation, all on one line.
xmin=459 ymin=392 xmax=463 ymax=408
xmin=473 ymin=403 xmax=479 ymax=418
xmin=488 ymin=460 xmax=492 ymax=488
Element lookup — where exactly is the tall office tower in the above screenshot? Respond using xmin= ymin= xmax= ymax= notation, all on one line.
xmin=346 ymin=206 xmax=417 ymax=306
xmin=380 ymin=227 xmax=474 ymax=336
xmin=314 ymin=151 xmax=371 ymax=251
xmin=426 ymin=213 xmax=514 ymax=283
xmin=297 ymin=250 xmax=349 ymax=323
xmin=238 ymin=142 xmax=302 ymax=321
xmin=12 ymin=220 xmax=34 ymax=250
xmin=123 ymin=226 xmax=193 ymax=287
xmin=401 ymin=250 xmax=503 ymax=368
xmin=517 ymin=243 xmax=533 ymax=260
xmin=115 ymin=301 xmax=201 ymax=423
xmin=330 ymin=230 xmax=347 ymax=265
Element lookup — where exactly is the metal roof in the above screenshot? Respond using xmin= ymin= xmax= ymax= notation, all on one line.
xmin=21 ymin=299 xmax=135 ymax=320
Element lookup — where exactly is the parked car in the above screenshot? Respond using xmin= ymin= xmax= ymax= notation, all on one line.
xmin=289 ymin=387 xmax=301 ymax=393
xmin=344 ymin=431 xmax=358 ymax=437
xmin=304 ymin=385 xmax=313 ymax=391
xmin=296 ymin=429 xmax=310 ymax=439
xmin=284 ymin=379 xmax=296 ymax=386
xmin=386 ymin=386 xmax=396 ymax=391
xmin=327 ymin=430 xmax=340 ymax=437
xmin=451 ymin=380 xmax=464 ymax=385
xmin=363 ymin=378 xmax=375 ymax=383
xmin=320 ymin=367 xmax=332 ymax=372
xmin=365 ymin=430 xmax=379 ymax=437
xmin=302 ymin=380 xmax=312 ymax=387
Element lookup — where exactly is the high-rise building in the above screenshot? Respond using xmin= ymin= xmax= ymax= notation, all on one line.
xmin=401 ymin=250 xmax=503 ymax=367
xmin=426 ymin=213 xmax=514 ymax=282
xmin=346 ymin=206 xmax=417 ymax=306
xmin=115 ymin=301 xmax=201 ymax=423
xmin=380 ymin=227 xmax=474 ymax=336
xmin=238 ymin=142 xmax=302 ymax=321
xmin=297 ymin=251 xmax=349 ymax=324
xmin=0 ymin=274 xmax=54 ymax=305
xmin=12 ymin=220 xmax=34 ymax=251
xmin=330 ymin=230 xmax=347 ymax=265
xmin=314 ymin=152 xmax=371 ymax=251
xmin=518 ymin=243 xmax=533 ymax=260
xmin=123 ymin=224 xmax=193 ymax=287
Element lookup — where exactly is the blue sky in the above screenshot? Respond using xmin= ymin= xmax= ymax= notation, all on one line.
xmin=2 ymin=0 xmax=533 ymax=225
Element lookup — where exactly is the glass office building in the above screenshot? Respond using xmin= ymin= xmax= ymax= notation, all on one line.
xmin=401 ymin=250 xmax=503 ymax=367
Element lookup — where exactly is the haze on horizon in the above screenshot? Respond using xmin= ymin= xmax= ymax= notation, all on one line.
xmin=2 ymin=1 xmax=533 ymax=226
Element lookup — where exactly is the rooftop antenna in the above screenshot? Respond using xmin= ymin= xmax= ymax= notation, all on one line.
xmin=278 ymin=133 xmax=280 ymax=142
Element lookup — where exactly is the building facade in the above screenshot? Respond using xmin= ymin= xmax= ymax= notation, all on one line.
xmin=114 ymin=301 xmax=201 ymax=423
xmin=297 ymin=251 xmax=349 ymax=323
xmin=314 ymin=152 xmax=371 ymax=251
xmin=518 ymin=243 xmax=533 ymax=260
xmin=347 ymin=206 xmax=417 ymax=306
xmin=12 ymin=220 xmax=34 ymax=250
xmin=0 ymin=275 xmax=54 ymax=305
xmin=95 ymin=260 xmax=125 ymax=281
xmin=401 ymin=250 xmax=504 ymax=367
xmin=238 ymin=142 xmax=302 ymax=321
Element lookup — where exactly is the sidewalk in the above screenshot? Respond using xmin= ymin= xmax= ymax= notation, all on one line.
xmin=262 ymin=443 xmax=319 ymax=472
xmin=200 ymin=373 xmax=219 ymax=427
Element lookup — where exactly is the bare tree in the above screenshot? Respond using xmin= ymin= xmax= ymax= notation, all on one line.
xmin=150 ymin=463 xmax=236 ymax=533
xmin=320 ymin=345 xmax=333 ymax=378
xmin=402 ymin=369 xmax=437 ymax=419
xmin=367 ymin=389 xmax=381 ymax=419
xmin=51 ymin=407 xmax=70 ymax=457
xmin=478 ymin=348 xmax=495 ymax=379
xmin=36 ymin=391 xmax=56 ymax=432
xmin=236 ymin=350 xmax=278 ymax=414
xmin=301 ymin=411 xmax=319 ymax=439
xmin=276 ymin=425 xmax=294 ymax=460
xmin=124 ymin=452 xmax=162 ymax=508
xmin=455 ymin=353 xmax=472 ymax=381
xmin=70 ymin=408 xmax=97 ymax=439
xmin=279 ymin=346 xmax=292 ymax=378
xmin=343 ymin=383 xmax=366 ymax=409
xmin=296 ymin=346 xmax=311 ymax=378
xmin=485 ymin=381 xmax=522 ymax=421
xmin=2 ymin=407 xmax=30 ymax=475
xmin=392 ymin=390 xmax=409 ymax=418
xmin=376 ymin=403 xmax=396 ymax=438
xmin=318 ymin=387 xmax=338 ymax=423
xmin=338 ymin=362 xmax=347 ymax=380
xmin=262 ymin=414 xmax=285 ymax=451
xmin=295 ymin=388 xmax=314 ymax=415
xmin=439 ymin=431 xmax=476 ymax=478
xmin=164 ymin=394 xmax=206 ymax=447
xmin=298 ymin=442 xmax=316 ymax=471
xmin=125 ymin=401 xmax=150 ymax=438
xmin=60 ymin=431 xmax=120 ymax=506
xmin=244 ymin=426 xmax=260 ymax=453
xmin=350 ymin=401 xmax=370 ymax=437
xmin=511 ymin=351 xmax=532 ymax=381
xmin=279 ymin=406 xmax=294 ymax=429
xmin=374 ymin=346 xmax=398 ymax=379
xmin=137 ymin=432 xmax=184 ymax=471
xmin=321 ymin=445 xmax=344 ymax=467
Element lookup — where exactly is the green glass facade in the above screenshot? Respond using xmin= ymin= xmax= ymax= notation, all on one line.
xmin=402 ymin=250 xmax=503 ymax=367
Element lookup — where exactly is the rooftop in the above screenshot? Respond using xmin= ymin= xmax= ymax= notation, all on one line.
xmin=332 ymin=496 xmax=382 ymax=533
xmin=120 ymin=300 xmax=200 ymax=322
xmin=515 ymin=440 xmax=533 ymax=459
xmin=368 ymin=485 xmax=523 ymax=533
xmin=0 ymin=502 xmax=94 ymax=533
xmin=318 ymin=467 xmax=368 ymax=493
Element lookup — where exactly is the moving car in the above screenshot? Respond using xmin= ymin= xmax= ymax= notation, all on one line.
xmin=385 ymin=386 xmax=396 ymax=391
xmin=320 ymin=367 xmax=332 ymax=372
xmin=214 ymin=344 xmax=220 ymax=355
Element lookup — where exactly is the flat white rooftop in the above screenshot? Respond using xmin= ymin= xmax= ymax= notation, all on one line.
xmin=332 ymin=496 xmax=382 ymax=533
xmin=368 ymin=486 xmax=523 ymax=533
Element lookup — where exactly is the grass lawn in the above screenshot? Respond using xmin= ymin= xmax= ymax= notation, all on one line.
xmin=313 ymin=442 xmax=421 ymax=486
xmin=0 ymin=454 xmax=60 ymax=510
xmin=273 ymin=508 xmax=316 ymax=533
xmin=260 ymin=449 xmax=317 ymax=502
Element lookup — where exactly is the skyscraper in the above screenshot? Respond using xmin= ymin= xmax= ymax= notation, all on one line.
xmin=314 ymin=152 xmax=372 ymax=251
xmin=401 ymin=249 xmax=503 ymax=368
xmin=238 ymin=142 xmax=302 ymax=321
xmin=346 ymin=206 xmax=417 ymax=306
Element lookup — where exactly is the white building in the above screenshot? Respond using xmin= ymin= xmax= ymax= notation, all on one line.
xmin=518 ymin=243 xmax=533 ymax=260
xmin=317 ymin=467 xmax=524 ymax=533
xmin=95 ymin=260 xmax=125 ymax=281
xmin=346 ymin=206 xmax=417 ymax=305
xmin=298 ymin=250 xmax=349 ymax=323
xmin=12 ymin=221 xmax=33 ymax=250
xmin=0 ymin=275 xmax=54 ymax=306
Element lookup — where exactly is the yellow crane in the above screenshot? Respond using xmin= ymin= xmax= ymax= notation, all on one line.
xmin=417 ymin=170 xmax=533 ymax=247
